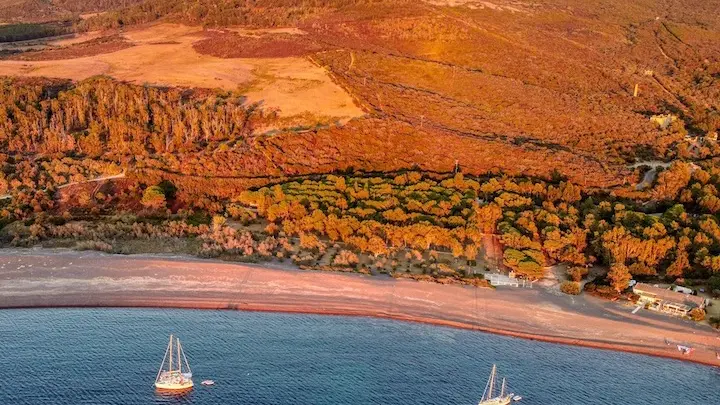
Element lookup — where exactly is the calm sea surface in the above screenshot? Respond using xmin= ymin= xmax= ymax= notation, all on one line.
xmin=0 ymin=308 xmax=717 ymax=405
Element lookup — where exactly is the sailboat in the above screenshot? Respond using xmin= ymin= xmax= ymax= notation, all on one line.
xmin=478 ymin=364 xmax=518 ymax=405
xmin=155 ymin=334 xmax=194 ymax=391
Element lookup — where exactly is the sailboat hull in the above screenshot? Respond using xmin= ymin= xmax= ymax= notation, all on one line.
xmin=154 ymin=381 xmax=194 ymax=391
xmin=478 ymin=397 xmax=512 ymax=405
xmin=155 ymin=370 xmax=193 ymax=391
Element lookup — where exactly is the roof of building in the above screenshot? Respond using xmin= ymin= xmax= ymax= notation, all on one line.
xmin=634 ymin=283 xmax=706 ymax=308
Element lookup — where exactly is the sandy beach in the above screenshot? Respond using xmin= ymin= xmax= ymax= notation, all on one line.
xmin=1 ymin=248 xmax=719 ymax=367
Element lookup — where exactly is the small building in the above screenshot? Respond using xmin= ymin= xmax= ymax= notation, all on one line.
xmin=633 ymin=283 xmax=706 ymax=317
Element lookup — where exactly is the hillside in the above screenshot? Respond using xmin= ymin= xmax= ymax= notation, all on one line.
xmin=0 ymin=0 xmax=144 ymax=23
xmin=0 ymin=0 xmax=717 ymax=190
xmin=1 ymin=0 xmax=720 ymax=297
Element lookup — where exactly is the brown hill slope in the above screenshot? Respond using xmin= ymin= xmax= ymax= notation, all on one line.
xmin=0 ymin=0 xmax=718 ymax=191
xmin=0 ymin=0 xmax=144 ymax=23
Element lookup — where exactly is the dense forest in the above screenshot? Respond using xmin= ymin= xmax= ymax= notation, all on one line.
xmin=233 ymin=167 xmax=720 ymax=288
xmin=0 ymin=76 xmax=271 ymax=155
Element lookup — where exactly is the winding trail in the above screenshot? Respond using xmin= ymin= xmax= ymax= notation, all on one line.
xmin=0 ymin=248 xmax=719 ymax=367
xmin=56 ymin=171 xmax=126 ymax=189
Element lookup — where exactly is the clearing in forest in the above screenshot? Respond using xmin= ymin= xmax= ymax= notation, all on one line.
xmin=0 ymin=23 xmax=364 ymax=127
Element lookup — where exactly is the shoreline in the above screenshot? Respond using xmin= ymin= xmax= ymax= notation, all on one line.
xmin=6 ymin=300 xmax=720 ymax=368
xmin=1 ymin=248 xmax=719 ymax=368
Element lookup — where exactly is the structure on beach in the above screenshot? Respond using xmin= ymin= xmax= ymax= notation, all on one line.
xmin=633 ymin=283 xmax=707 ymax=317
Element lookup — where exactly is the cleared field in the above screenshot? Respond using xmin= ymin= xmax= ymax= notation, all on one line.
xmin=0 ymin=23 xmax=363 ymax=125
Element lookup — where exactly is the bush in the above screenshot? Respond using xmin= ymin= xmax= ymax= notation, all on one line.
xmin=567 ymin=266 xmax=588 ymax=282
xmin=332 ymin=249 xmax=359 ymax=267
xmin=141 ymin=186 xmax=166 ymax=209
xmin=688 ymin=307 xmax=706 ymax=322
xmin=560 ymin=281 xmax=581 ymax=295
xmin=584 ymin=281 xmax=620 ymax=300
xmin=74 ymin=240 xmax=113 ymax=253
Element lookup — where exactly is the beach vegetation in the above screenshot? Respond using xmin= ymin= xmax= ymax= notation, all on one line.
xmin=607 ymin=264 xmax=632 ymax=293
xmin=567 ymin=267 xmax=588 ymax=282
xmin=141 ymin=186 xmax=167 ymax=210
xmin=560 ymin=281 xmax=581 ymax=295
xmin=688 ymin=307 xmax=706 ymax=322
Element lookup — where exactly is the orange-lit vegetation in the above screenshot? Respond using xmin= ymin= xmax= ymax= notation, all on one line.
xmin=0 ymin=0 xmax=144 ymax=23
xmin=5 ymin=166 xmax=720 ymax=291
xmin=76 ymin=0 xmax=387 ymax=30
xmin=0 ymin=76 xmax=271 ymax=154
xmin=0 ymin=0 xmax=719 ymax=291
xmin=192 ymin=31 xmax=325 ymax=58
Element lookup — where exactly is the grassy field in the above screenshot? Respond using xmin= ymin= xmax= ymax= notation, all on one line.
xmin=0 ymin=23 xmax=364 ymax=128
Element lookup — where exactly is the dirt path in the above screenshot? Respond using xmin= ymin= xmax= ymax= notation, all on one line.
xmin=0 ymin=248 xmax=719 ymax=367
xmin=56 ymin=171 xmax=126 ymax=189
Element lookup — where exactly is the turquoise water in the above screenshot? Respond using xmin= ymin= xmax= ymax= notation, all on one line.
xmin=0 ymin=308 xmax=717 ymax=404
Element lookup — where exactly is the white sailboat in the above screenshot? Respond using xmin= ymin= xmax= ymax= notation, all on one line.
xmin=478 ymin=364 xmax=517 ymax=405
xmin=155 ymin=334 xmax=194 ymax=391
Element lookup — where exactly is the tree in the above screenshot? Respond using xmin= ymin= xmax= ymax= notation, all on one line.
xmin=299 ymin=232 xmax=325 ymax=252
xmin=607 ymin=263 xmax=631 ymax=292
xmin=212 ymin=215 xmax=226 ymax=232
xmin=652 ymin=162 xmax=691 ymax=201
xmin=141 ymin=186 xmax=166 ymax=209
xmin=464 ymin=244 xmax=478 ymax=264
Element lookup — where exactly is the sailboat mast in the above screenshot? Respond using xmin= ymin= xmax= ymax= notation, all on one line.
xmin=169 ymin=334 xmax=174 ymax=372
xmin=488 ymin=365 xmax=495 ymax=399
xmin=178 ymin=338 xmax=182 ymax=373
xmin=179 ymin=339 xmax=192 ymax=375
xmin=155 ymin=336 xmax=171 ymax=383
xmin=501 ymin=378 xmax=506 ymax=397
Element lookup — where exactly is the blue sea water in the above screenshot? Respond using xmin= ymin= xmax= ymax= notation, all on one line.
xmin=0 ymin=308 xmax=717 ymax=405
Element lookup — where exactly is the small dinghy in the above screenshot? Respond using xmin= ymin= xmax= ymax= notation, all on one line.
xmin=513 ymin=395 xmax=523 ymax=401
xmin=201 ymin=380 xmax=215 ymax=386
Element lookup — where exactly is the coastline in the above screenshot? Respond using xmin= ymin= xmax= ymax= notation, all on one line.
xmin=1 ymin=248 xmax=719 ymax=368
